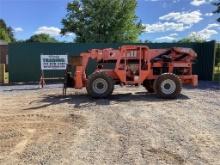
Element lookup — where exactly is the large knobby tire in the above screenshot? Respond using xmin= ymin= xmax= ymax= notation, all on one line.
xmin=154 ymin=73 xmax=182 ymax=99
xmin=143 ymin=80 xmax=155 ymax=93
xmin=86 ymin=72 xmax=114 ymax=98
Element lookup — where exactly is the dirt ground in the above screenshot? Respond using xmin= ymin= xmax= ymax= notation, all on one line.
xmin=0 ymin=82 xmax=220 ymax=165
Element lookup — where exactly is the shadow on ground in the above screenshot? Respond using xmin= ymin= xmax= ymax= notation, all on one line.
xmin=184 ymin=81 xmax=220 ymax=90
xmin=23 ymin=92 xmax=189 ymax=110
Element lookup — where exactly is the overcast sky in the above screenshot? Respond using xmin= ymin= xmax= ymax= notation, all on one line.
xmin=0 ymin=0 xmax=219 ymax=42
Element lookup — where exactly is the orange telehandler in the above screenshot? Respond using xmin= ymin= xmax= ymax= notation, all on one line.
xmin=63 ymin=45 xmax=198 ymax=99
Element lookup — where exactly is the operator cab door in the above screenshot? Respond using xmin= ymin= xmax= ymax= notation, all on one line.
xmin=115 ymin=49 xmax=141 ymax=84
xmin=125 ymin=50 xmax=140 ymax=83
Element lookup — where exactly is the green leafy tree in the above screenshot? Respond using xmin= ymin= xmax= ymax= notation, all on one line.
xmin=213 ymin=0 xmax=220 ymax=22
xmin=178 ymin=33 xmax=205 ymax=43
xmin=178 ymin=38 xmax=193 ymax=43
xmin=0 ymin=19 xmax=15 ymax=42
xmin=26 ymin=34 xmax=58 ymax=43
xmin=144 ymin=40 xmax=152 ymax=43
xmin=61 ymin=0 xmax=144 ymax=43
xmin=0 ymin=28 xmax=11 ymax=42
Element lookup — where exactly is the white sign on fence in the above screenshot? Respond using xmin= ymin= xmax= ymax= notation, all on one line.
xmin=40 ymin=55 xmax=68 ymax=70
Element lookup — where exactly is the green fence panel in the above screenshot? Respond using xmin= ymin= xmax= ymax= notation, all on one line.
xmin=9 ymin=41 xmax=216 ymax=83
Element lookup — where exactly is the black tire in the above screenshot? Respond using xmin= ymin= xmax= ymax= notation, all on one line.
xmin=153 ymin=73 xmax=182 ymax=99
xmin=143 ymin=80 xmax=154 ymax=93
xmin=86 ymin=72 xmax=114 ymax=98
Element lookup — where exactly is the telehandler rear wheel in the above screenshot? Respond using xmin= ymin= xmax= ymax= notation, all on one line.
xmin=86 ymin=72 xmax=114 ymax=98
xmin=154 ymin=73 xmax=182 ymax=99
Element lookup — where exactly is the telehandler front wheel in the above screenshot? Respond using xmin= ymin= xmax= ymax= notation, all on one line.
xmin=86 ymin=72 xmax=114 ymax=98
xmin=154 ymin=73 xmax=182 ymax=99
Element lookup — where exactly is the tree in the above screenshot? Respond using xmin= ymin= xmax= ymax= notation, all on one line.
xmin=213 ymin=0 xmax=220 ymax=22
xmin=178 ymin=33 xmax=205 ymax=43
xmin=178 ymin=37 xmax=196 ymax=43
xmin=0 ymin=28 xmax=11 ymax=42
xmin=61 ymin=0 xmax=144 ymax=43
xmin=0 ymin=19 xmax=15 ymax=42
xmin=144 ymin=40 xmax=152 ymax=43
xmin=26 ymin=34 xmax=58 ymax=43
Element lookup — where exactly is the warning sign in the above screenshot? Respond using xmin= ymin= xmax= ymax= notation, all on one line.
xmin=40 ymin=55 xmax=68 ymax=70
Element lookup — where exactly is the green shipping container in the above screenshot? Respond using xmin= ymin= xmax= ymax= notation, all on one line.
xmin=9 ymin=41 xmax=216 ymax=83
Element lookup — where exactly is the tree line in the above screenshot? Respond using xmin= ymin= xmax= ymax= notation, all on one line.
xmin=0 ymin=0 xmax=219 ymax=43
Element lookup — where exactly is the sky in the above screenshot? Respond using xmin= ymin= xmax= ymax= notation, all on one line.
xmin=0 ymin=0 xmax=219 ymax=42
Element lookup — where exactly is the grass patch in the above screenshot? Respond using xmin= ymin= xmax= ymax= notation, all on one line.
xmin=214 ymin=73 xmax=220 ymax=82
xmin=215 ymin=66 xmax=220 ymax=73
xmin=214 ymin=66 xmax=220 ymax=82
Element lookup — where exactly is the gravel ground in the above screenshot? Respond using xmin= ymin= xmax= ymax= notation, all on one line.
xmin=0 ymin=81 xmax=220 ymax=165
